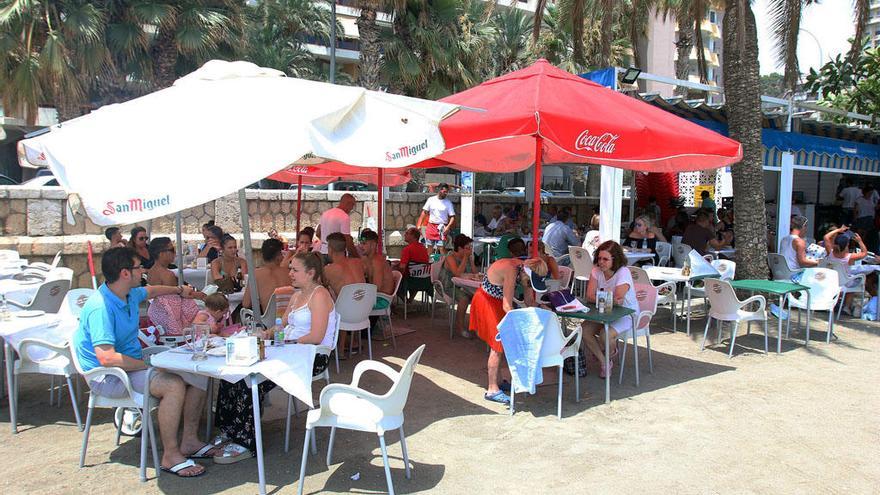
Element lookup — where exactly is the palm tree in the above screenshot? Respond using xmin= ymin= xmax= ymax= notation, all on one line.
xmin=847 ymin=0 xmax=869 ymax=65
xmin=657 ymin=0 xmax=718 ymax=94
xmin=722 ymin=0 xmax=767 ymax=280
xmin=0 ymin=1 xmax=109 ymax=123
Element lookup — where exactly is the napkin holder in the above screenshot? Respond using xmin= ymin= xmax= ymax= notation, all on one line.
xmin=225 ymin=336 xmax=259 ymax=366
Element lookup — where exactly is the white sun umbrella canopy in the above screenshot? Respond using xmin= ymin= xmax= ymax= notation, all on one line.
xmin=19 ymin=60 xmax=460 ymax=226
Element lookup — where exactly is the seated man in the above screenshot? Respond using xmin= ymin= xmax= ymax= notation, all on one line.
xmin=360 ymin=230 xmax=395 ymax=295
xmin=73 ymin=247 xmax=214 ymax=477
xmin=541 ymin=209 xmax=580 ymax=261
xmin=322 ymin=232 xmax=366 ymax=299
xmin=397 ymin=226 xmax=430 ymax=301
xmin=242 ymin=238 xmax=293 ymax=315
xmin=682 ymin=209 xmax=731 ymax=255
xmin=779 ymin=215 xmax=819 ymax=273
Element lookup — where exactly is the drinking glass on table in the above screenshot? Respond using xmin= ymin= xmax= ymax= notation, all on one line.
xmin=188 ymin=324 xmax=210 ymax=361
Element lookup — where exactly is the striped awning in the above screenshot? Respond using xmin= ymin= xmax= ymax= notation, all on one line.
xmin=764 ymin=147 xmax=880 ymax=175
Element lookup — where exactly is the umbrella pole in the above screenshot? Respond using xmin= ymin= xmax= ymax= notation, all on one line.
xmin=238 ymin=189 xmax=261 ymax=322
xmin=86 ymin=241 xmax=97 ymax=290
xmin=531 ymin=136 xmax=544 ymax=258
xmin=377 ymin=167 xmax=384 ymax=253
xmin=175 ymin=212 xmax=184 ymax=286
xmin=296 ymin=176 xmax=302 ymax=235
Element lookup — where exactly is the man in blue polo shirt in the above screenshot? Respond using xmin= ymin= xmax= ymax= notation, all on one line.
xmin=74 ymin=247 xmax=215 ymax=478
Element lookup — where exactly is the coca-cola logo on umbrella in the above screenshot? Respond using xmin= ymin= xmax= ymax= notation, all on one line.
xmin=574 ymin=130 xmax=619 ymax=154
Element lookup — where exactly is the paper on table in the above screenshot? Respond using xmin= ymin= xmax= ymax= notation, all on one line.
xmin=688 ymin=250 xmax=721 ymax=278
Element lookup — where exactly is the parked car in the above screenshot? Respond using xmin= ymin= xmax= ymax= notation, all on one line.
xmin=549 ymin=190 xmax=574 ymax=197
xmin=288 ymin=184 xmax=321 ymax=191
xmin=501 ymin=187 xmax=552 ymax=197
xmin=477 ymin=189 xmax=502 ymax=194
xmin=328 ymin=180 xmax=374 ymax=191
xmin=0 ymin=174 xmax=18 ymax=186
xmin=21 ymin=174 xmax=58 ymax=187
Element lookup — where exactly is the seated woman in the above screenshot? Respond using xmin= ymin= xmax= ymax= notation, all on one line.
xmin=534 ymin=241 xmax=560 ymax=280
xmin=199 ymin=224 xmax=224 ymax=263
xmin=624 ymin=215 xmax=666 ymax=264
xmin=580 ymin=241 xmax=639 ymax=378
xmin=192 ymin=293 xmax=230 ymax=335
xmin=146 ymin=237 xmax=202 ymax=336
xmin=824 ymin=225 xmax=874 ymax=315
xmin=212 ymin=252 xmax=336 ymax=464
xmin=128 ymin=226 xmax=153 ymax=269
xmin=440 ymin=234 xmax=481 ymax=339
xmin=210 ymin=234 xmax=247 ymax=294
xmin=469 ymin=237 xmax=547 ymax=405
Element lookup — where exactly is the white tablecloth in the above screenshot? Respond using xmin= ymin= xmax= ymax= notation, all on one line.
xmin=0 ymin=313 xmax=78 ymax=358
xmin=624 ymin=251 xmax=655 ymax=265
xmin=151 ymin=343 xmax=317 ymax=407
xmin=645 ymin=266 xmax=693 ymax=283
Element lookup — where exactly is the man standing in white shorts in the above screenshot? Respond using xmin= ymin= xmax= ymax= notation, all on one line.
xmin=417 ymin=183 xmax=456 ymax=254
xmin=73 ymin=247 xmax=215 ymax=478
xmin=316 ymin=193 xmax=359 ymax=258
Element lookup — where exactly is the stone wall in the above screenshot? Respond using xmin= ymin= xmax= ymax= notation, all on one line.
xmin=0 ymin=186 xmax=602 ymax=288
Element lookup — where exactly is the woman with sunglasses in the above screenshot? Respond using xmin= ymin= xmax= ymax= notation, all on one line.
xmin=581 ymin=240 xmax=639 ymax=378
xmin=624 ymin=214 xmax=666 ymax=265
xmin=128 ymin=226 xmax=153 ymax=269
xmin=199 ymin=225 xmax=224 ymax=263
xmin=146 ymin=237 xmax=204 ymax=336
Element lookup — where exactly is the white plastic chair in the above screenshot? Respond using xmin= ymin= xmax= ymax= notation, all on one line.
xmin=618 ymin=284 xmax=658 ymax=386
xmin=70 ymin=341 xmax=163 ymax=481
xmin=372 ymin=271 xmax=402 ymax=346
xmin=429 ymin=272 xmax=458 ymax=339
xmin=568 ymin=246 xmax=593 ymax=297
xmin=499 ymin=308 xmax=582 ymax=419
xmin=0 ymin=249 xmax=20 ymax=261
xmin=26 ymin=251 xmax=62 ymax=272
xmin=700 ymin=279 xmax=768 ymax=357
xmin=239 ymin=292 xmax=278 ymax=329
xmin=13 ymin=338 xmax=83 ymax=431
xmin=7 ymin=278 xmax=70 ymax=313
xmin=296 ymin=345 xmax=426 ymax=495
xmin=768 ymin=253 xmax=802 ymax=281
xmin=787 ymin=268 xmax=839 ymax=344
xmin=284 ymin=316 xmax=341 ymax=452
xmin=336 ymin=283 xmax=378 ymax=360
xmin=581 ymin=230 xmax=601 ymax=256
xmin=655 ymin=241 xmax=672 ymax=267
xmin=628 ymin=266 xmax=678 ymax=332
xmin=690 ymin=259 xmax=736 ymax=301
xmin=60 ymin=288 xmax=94 ymax=319
xmin=556 ymin=266 xmax=574 ymax=291
xmin=818 ymin=258 xmax=866 ymax=319
xmin=672 ymin=243 xmax=692 ymax=268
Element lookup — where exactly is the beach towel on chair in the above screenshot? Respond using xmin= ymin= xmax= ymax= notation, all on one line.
xmin=496 ymin=308 xmax=549 ymax=395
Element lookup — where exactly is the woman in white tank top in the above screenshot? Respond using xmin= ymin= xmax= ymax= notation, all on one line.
xmin=281 ymin=252 xmax=337 ymax=353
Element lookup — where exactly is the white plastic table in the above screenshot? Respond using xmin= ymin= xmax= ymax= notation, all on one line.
xmin=706 ymin=248 xmax=736 ymax=259
xmin=1 ymin=313 xmax=78 ymax=433
xmin=645 ymin=266 xmax=713 ymax=336
xmin=151 ymin=344 xmax=317 ymax=495
xmin=0 ymin=278 xmax=43 ymax=306
xmin=624 ymin=251 xmax=654 ymax=265
xmin=182 ymin=268 xmax=209 ymax=290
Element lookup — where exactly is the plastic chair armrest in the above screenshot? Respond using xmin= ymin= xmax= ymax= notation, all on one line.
xmin=318 ymin=383 xmax=384 ymax=409
xmin=18 ymin=338 xmax=70 ymax=361
xmin=656 ymin=281 xmax=676 ymax=295
xmin=561 ymin=326 xmax=582 ymax=353
xmin=635 ymin=310 xmax=654 ymax=330
xmin=6 ymin=299 xmax=29 ymax=309
xmin=26 ymin=263 xmax=52 ymax=272
xmin=81 ymin=366 xmax=134 ymax=394
xmin=12 ymin=272 xmax=45 ymax=282
xmin=739 ymin=294 xmax=766 ymax=313
xmin=351 ymin=360 xmax=401 ymax=387
xmin=141 ymin=345 xmax=170 ymax=365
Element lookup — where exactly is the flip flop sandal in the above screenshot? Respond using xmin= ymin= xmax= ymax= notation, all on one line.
xmin=161 ymin=459 xmax=205 ymax=478
xmin=213 ymin=443 xmax=253 ymax=465
xmin=484 ymin=390 xmax=511 ymax=405
xmin=188 ymin=443 xmax=220 ymax=459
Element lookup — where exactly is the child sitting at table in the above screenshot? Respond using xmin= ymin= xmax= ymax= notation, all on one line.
xmin=193 ymin=293 xmax=230 ymax=335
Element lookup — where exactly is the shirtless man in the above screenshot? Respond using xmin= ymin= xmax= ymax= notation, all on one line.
xmin=322 ymin=232 xmax=366 ymax=299
xmin=360 ymin=230 xmax=394 ymax=294
xmin=242 ymin=238 xmax=292 ymax=314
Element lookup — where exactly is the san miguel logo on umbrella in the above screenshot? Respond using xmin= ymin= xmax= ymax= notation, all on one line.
xmin=102 ymin=195 xmax=171 ymax=216
xmin=386 ymin=139 xmax=429 ymax=162
xmin=574 ymin=129 xmax=619 ymax=154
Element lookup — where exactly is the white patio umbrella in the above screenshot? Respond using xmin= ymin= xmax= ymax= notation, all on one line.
xmin=19 ymin=60 xmax=460 ymax=324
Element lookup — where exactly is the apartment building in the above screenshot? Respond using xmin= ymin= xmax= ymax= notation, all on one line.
xmin=869 ymin=1 xmax=880 ymax=49
xmin=637 ymin=6 xmax=724 ymax=100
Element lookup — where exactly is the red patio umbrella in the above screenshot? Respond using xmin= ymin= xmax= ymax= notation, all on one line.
xmin=268 ymin=163 xmax=411 ymax=250
xmin=428 ymin=59 xmax=742 ymax=256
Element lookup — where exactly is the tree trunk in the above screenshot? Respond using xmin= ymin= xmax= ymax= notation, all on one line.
xmin=629 ymin=0 xmax=643 ymax=70
xmin=674 ymin=15 xmax=693 ymax=96
xmin=53 ymin=84 xmax=86 ymax=123
xmin=781 ymin=0 xmax=802 ymax=93
xmin=723 ymin=1 xmax=767 ymax=280
xmin=598 ymin=0 xmax=613 ymax=67
xmin=356 ymin=3 xmax=381 ymax=90
xmin=151 ymin=24 xmax=179 ymax=90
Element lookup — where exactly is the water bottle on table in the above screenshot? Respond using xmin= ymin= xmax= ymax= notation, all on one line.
xmin=274 ymin=317 xmax=285 ymax=346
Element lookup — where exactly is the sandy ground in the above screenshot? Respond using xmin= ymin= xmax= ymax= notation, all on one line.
xmin=1 ymin=302 xmax=879 ymax=494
